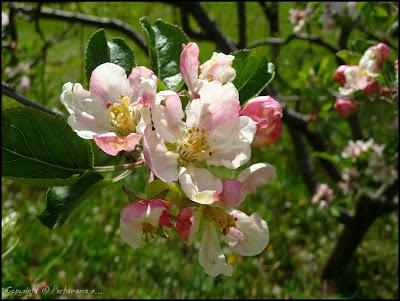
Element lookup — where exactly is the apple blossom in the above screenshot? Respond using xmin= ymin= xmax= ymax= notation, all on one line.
xmin=60 ymin=63 xmax=156 ymax=156
xmin=120 ymin=199 xmax=172 ymax=249
xmin=363 ymin=80 xmax=381 ymax=96
xmin=143 ymin=80 xmax=256 ymax=205
xmin=310 ymin=183 xmax=333 ymax=209
xmin=180 ymin=42 xmax=236 ymax=99
xmin=175 ymin=163 xmax=274 ymax=276
xmin=333 ymin=65 xmax=348 ymax=84
xmin=240 ymin=96 xmax=283 ymax=147
xmin=334 ymin=98 xmax=356 ymax=117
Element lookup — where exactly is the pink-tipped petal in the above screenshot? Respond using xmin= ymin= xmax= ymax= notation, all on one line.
xmin=240 ymin=96 xmax=283 ymax=147
xmin=89 ymin=63 xmax=133 ymax=103
xmin=334 ymin=98 xmax=357 ymax=117
xmin=93 ymin=132 xmax=141 ymax=156
xmin=238 ymin=163 xmax=276 ymax=202
xmin=220 ymin=179 xmax=242 ymax=208
xmin=142 ymin=125 xmax=179 ymax=182
xmin=180 ymin=42 xmax=200 ymax=98
xmin=128 ymin=66 xmax=157 ymax=106
xmin=152 ymin=91 xmax=185 ymax=143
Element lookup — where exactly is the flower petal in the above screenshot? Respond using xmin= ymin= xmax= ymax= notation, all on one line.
xmin=199 ymin=222 xmax=233 ymax=277
xmin=152 ymin=91 xmax=185 ymax=143
xmin=220 ymin=179 xmax=242 ymax=208
xmin=186 ymin=81 xmax=240 ymax=131
xmin=128 ymin=66 xmax=157 ymax=106
xmin=143 ymin=125 xmax=179 ymax=182
xmin=178 ymin=164 xmax=223 ymax=205
xmin=120 ymin=219 xmax=143 ymax=249
xmin=93 ymin=132 xmax=141 ymax=156
xmin=89 ymin=63 xmax=133 ymax=102
xmin=238 ymin=163 xmax=276 ymax=202
xmin=60 ymin=82 xmax=111 ymax=139
xmin=175 ymin=206 xmax=201 ymax=245
xmin=225 ymin=210 xmax=269 ymax=256
xmin=180 ymin=42 xmax=200 ymax=97
xmin=208 ymin=116 xmax=256 ymax=169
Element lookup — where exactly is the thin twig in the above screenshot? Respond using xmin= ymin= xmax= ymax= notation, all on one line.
xmin=2 ymin=83 xmax=62 ymax=117
xmin=10 ymin=2 xmax=147 ymax=53
xmin=237 ymin=2 xmax=247 ymax=48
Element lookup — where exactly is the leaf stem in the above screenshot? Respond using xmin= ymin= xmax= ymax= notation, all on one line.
xmin=93 ymin=160 xmax=145 ymax=172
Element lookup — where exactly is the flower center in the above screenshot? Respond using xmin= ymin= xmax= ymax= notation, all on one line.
xmin=203 ymin=206 xmax=236 ymax=235
xmin=108 ymin=96 xmax=137 ymax=137
xmin=177 ymin=127 xmax=213 ymax=163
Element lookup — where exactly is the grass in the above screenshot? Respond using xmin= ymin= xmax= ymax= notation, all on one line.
xmin=2 ymin=2 xmax=398 ymax=299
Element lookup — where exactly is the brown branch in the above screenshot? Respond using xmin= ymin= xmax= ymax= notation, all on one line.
xmin=179 ymin=7 xmax=209 ymax=41
xmin=10 ymin=2 xmax=147 ymax=53
xmin=237 ymin=2 xmax=247 ymax=48
xmin=2 ymin=83 xmax=63 ymax=117
xmin=249 ymin=33 xmax=339 ymax=54
xmin=171 ymin=2 xmax=237 ymax=53
xmin=287 ymin=126 xmax=317 ymax=193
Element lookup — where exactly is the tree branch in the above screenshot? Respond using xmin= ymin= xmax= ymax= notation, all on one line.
xmin=2 ymin=83 xmax=62 ymax=117
xmin=237 ymin=2 xmax=247 ymax=48
xmin=10 ymin=2 xmax=147 ymax=53
xmin=249 ymin=33 xmax=339 ymax=54
xmin=179 ymin=7 xmax=209 ymax=41
xmin=171 ymin=2 xmax=237 ymax=53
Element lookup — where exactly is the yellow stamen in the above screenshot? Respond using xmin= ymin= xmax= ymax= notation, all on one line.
xmin=203 ymin=206 xmax=236 ymax=234
xmin=109 ymin=96 xmax=137 ymax=136
xmin=177 ymin=127 xmax=211 ymax=163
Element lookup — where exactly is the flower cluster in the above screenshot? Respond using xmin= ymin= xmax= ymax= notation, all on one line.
xmin=333 ymin=43 xmax=392 ymax=116
xmin=338 ymin=139 xmax=397 ymax=201
xmin=289 ymin=8 xmax=310 ymax=34
xmin=310 ymin=183 xmax=334 ymax=209
xmin=320 ymin=2 xmax=358 ymax=32
xmin=60 ymin=42 xmax=283 ymax=276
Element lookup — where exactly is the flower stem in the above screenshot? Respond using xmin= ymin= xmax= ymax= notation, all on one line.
xmin=93 ymin=160 xmax=145 ymax=172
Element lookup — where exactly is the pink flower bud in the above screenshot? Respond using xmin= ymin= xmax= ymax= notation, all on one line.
xmin=363 ymin=80 xmax=381 ymax=96
xmin=334 ymin=98 xmax=356 ymax=117
xmin=333 ymin=65 xmax=348 ymax=84
xmin=394 ymin=59 xmax=398 ymax=72
xmin=240 ymin=96 xmax=283 ymax=147
xmin=120 ymin=199 xmax=172 ymax=249
xmin=180 ymin=42 xmax=200 ymax=98
xmin=372 ymin=43 xmax=390 ymax=62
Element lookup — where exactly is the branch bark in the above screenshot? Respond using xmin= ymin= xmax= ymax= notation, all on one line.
xmin=2 ymin=83 xmax=63 ymax=117
xmin=322 ymin=180 xmax=398 ymax=279
xmin=10 ymin=3 xmax=147 ymax=53
xmin=237 ymin=2 xmax=247 ymax=48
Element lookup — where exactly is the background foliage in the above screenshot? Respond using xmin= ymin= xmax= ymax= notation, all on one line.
xmin=2 ymin=2 xmax=398 ymax=299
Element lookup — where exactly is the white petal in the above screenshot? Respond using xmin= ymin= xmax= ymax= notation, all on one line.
xmin=225 ymin=210 xmax=269 ymax=256
xmin=152 ymin=91 xmax=185 ymax=143
xmin=89 ymin=63 xmax=133 ymax=102
xmin=120 ymin=220 xmax=143 ymax=249
xmin=143 ymin=126 xmax=179 ymax=182
xmin=60 ymin=82 xmax=111 ymax=139
xmin=199 ymin=222 xmax=233 ymax=277
xmin=178 ymin=164 xmax=223 ymax=205
xmin=186 ymin=81 xmax=240 ymax=131
xmin=238 ymin=163 xmax=276 ymax=202
xmin=208 ymin=116 xmax=256 ymax=169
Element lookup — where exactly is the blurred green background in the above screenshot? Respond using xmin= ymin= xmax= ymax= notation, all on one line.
xmin=2 ymin=2 xmax=398 ymax=299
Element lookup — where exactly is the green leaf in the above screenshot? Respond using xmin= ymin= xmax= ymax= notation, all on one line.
xmin=312 ymin=151 xmax=340 ymax=164
xmin=85 ymin=29 xmax=110 ymax=83
xmin=232 ymin=47 xmax=274 ymax=104
xmin=336 ymin=50 xmax=361 ymax=65
xmin=208 ymin=165 xmax=238 ymax=179
xmin=108 ymin=38 xmax=136 ymax=73
xmin=140 ymin=17 xmax=189 ymax=90
xmin=2 ymin=107 xmax=93 ymax=187
xmin=349 ymin=38 xmax=376 ymax=54
xmin=38 ymin=172 xmax=104 ymax=229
